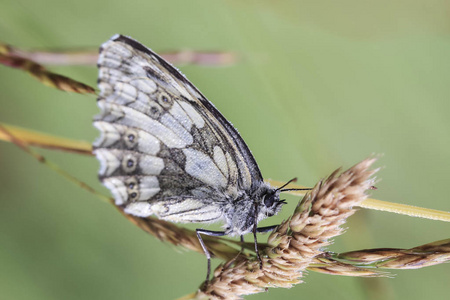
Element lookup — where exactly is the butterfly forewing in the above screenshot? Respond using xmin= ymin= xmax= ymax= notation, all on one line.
xmin=94 ymin=35 xmax=264 ymax=223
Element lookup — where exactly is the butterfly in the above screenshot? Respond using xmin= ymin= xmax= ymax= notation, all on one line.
xmin=93 ymin=35 xmax=300 ymax=280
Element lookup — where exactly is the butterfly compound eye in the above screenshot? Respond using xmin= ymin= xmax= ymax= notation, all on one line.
xmin=264 ymin=193 xmax=275 ymax=207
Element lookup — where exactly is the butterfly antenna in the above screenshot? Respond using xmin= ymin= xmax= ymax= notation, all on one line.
xmin=280 ymin=188 xmax=312 ymax=192
xmin=275 ymin=177 xmax=313 ymax=193
xmin=274 ymin=177 xmax=298 ymax=192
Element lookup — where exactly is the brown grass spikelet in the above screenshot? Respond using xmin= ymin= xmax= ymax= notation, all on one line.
xmin=336 ymin=238 xmax=450 ymax=269
xmin=307 ymin=255 xmax=391 ymax=277
xmin=195 ymin=158 xmax=379 ymax=299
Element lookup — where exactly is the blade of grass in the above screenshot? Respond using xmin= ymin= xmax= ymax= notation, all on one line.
xmin=267 ymin=179 xmax=450 ymax=222
xmin=0 ymin=123 xmax=93 ymax=155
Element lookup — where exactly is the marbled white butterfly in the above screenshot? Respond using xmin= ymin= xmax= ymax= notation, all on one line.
xmin=93 ymin=35 xmax=298 ymax=279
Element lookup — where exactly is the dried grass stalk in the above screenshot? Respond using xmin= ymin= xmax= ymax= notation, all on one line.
xmin=307 ymin=255 xmax=390 ymax=277
xmin=0 ymin=45 xmax=95 ymax=94
xmin=336 ymin=238 xmax=450 ymax=269
xmin=0 ymin=42 xmax=237 ymax=67
xmin=0 ymin=42 xmax=99 ymax=65
xmin=160 ymin=51 xmax=237 ymax=66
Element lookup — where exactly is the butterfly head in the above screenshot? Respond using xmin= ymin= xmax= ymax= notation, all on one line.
xmin=259 ymin=188 xmax=286 ymax=218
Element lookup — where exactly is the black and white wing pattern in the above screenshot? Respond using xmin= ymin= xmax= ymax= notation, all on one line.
xmin=93 ymin=35 xmax=271 ymax=229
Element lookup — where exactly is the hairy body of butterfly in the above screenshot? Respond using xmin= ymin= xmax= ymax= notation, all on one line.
xmin=93 ymin=35 xmax=286 ymax=279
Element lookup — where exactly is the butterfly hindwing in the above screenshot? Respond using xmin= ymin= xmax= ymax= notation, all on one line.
xmin=94 ymin=35 xmax=264 ymax=222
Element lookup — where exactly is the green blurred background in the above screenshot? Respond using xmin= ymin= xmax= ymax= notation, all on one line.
xmin=1 ymin=0 xmax=449 ymax=299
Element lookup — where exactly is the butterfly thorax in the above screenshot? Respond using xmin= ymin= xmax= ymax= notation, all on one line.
xmin=223 ymin=183 xmax=284 ymax=236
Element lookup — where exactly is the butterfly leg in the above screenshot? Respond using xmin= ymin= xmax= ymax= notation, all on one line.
xmin=239 ymin=235 xmax=245 ymax=253
xmin=253 ymin=225 xmax=279 ymax=269
xmin=256 ymin=225 xmax=278 ymax=233
xmin=196 ymin=229 xmax=226 ymax=282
